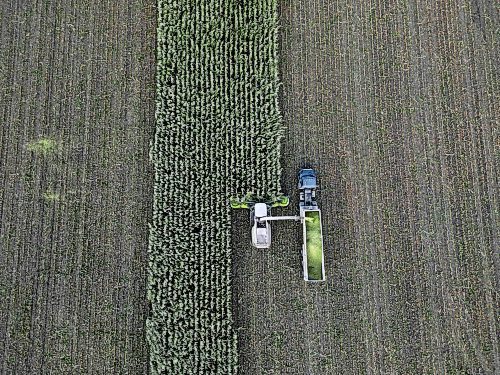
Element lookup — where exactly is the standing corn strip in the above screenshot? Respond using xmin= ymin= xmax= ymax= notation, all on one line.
xmin=148 ymin=1 xmax=283 ymax=373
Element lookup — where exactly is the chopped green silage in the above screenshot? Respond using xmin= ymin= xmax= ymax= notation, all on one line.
xmin=305 ymin=210 xmax=323 ymax=281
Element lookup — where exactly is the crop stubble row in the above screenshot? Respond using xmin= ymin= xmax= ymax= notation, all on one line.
xmin=0 ymin=1 xmax=155 ymax=373
xmin=233 ymin=0 xmax=498 ymax=373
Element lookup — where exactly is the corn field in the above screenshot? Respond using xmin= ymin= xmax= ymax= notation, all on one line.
xmin=147 ymin=0 xmax=283 ymax=373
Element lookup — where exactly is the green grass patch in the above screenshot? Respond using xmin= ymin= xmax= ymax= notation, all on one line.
xmin=26 ymin=137 xmax=58 ymax=156
xmin=42 ymin=190 xmax=60 ymax=202
xmin=305 ymin=210 xmax=324 ymax=281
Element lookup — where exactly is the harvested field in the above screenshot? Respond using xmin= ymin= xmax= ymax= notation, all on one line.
xmin=0 ymin=1 xmax=155 ymax=373
xmin=233 ymin=0 xmax=499 ymax=374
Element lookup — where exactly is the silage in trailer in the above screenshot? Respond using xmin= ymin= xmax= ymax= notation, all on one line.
xmin=304 ymin=210 xmax=324 ymax=281
xmin=147 ymin=1 xmax=283 ymax=373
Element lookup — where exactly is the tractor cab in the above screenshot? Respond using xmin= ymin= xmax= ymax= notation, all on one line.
xmin=298 ymin=169 xmax=317 ymax=189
